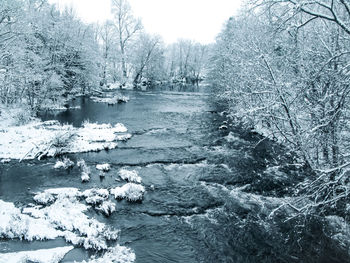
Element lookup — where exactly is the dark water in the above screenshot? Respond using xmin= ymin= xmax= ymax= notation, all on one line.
xmin=1 ymin=88 xmax=348 ymax=263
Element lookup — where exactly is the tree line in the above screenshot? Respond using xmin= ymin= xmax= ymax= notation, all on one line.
xmin=209 ymin=0 xmax=350 ymax=214
xmin=0 ymin=0 xmax=209 ymax=111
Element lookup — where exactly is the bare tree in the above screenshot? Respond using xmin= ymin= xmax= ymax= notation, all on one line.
xmin=98 ymin=20 xmax=116 ymax=86
xmin=209 ymin=1 xmax=350 ymax=214
xmin=131 ymin=33 xmax=163 ymax=86
xmin=111 ymin=0 xmax=142 ymax=81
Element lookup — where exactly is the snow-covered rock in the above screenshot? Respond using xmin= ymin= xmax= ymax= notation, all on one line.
xmin=111 ymin=183 xmax=145 ymax=202
xmin=119 ymin=169 xmax=142 ymax=183
xmin=96 ymin=163 xmax=111 ymax=172
xmin=0 ymin=246 xmax=74 ymax=263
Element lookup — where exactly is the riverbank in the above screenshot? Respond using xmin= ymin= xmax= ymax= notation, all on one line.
xmin=0 ymin=105 xmax=131 ymax=160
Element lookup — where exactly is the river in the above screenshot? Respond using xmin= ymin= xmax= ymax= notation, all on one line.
xmin=0 ymin=87 xmax=347 ymax=263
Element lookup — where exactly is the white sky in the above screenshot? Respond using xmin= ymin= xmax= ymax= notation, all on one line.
xmin=48 ymin=0 xmax=243 ymax=44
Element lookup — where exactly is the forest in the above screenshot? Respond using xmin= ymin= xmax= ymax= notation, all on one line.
xmin=210 ymin=0 xmax=350 ymax=218
xmin=0 ymin=0 xmax=208 ymax=111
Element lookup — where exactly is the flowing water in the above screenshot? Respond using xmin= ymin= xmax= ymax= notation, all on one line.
xmin=0 ymin=87 xmax=348 ymax=262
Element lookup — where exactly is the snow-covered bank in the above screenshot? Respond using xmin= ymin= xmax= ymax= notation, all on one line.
xmin=0 ymin=187 xmax=136 ymax=262
xmin=0 ymin=120 xmax=131 ymax=160
xmin=91 ymin=94 xmax=129 ymax=104
xmin=1 ymin=188 xmax=118 ymax=250
xmin=0 ymin=246 xmax=74 ymax=263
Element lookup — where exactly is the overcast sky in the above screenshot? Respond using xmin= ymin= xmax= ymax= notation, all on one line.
xmin=48 ymin=0 xmax=243 ymax=44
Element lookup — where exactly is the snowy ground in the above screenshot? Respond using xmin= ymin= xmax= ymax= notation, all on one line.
xmin=0 ymin=118 xmax=131 ymax=160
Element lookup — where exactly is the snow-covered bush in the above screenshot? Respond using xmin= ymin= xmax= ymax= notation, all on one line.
xmin=118 ymin=169 xmax=141 ymax=183
xmin=81 ymin=188 xmax=109 ymax=205
xmin=111 ymin=183 xmax=145 ymax=202
xmin=2 ymin=187 xmax=122 ymax=251
xmin=53 ymin=157 xmax=74 ymax=169
xmin=51 ymin=131 xmax=74 ymax=149
xmin=96 ymin=163 xmax=111 ymax=172
xmin=96 ymin=201 xmax=116 ymax=217
xmin=78 ymin=159 xmax=91 ymax=182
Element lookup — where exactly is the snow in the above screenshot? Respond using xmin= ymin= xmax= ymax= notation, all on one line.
xmin=96 ymin=163 xmax=111 ymax=172
xmin=81 ymin=188 xmax=109 ymax=199
xmin=0 ymin=246 xmax=74 ymax=263
xmin=111 ymin=183 xmax=145 ymax=201
xmin=34 ymin=192 xmax=56 ymax=205
xmin=91 ymin=94 xmax=129 ymax=104
xmin=80 ymin=172 xmax=90 ymax=183
xmin=1 ymin=187 xmax=122 ymax=251
xmin=41 ymin=187 xmax=80 ymax=198
xmin=41 ymin=104 xmax=81 ymax=111
xmin=54 ymin=157 xmax=74 ymax=169
xmin=103 ymin=83 xmax=120 ymax=90
xmin=225 ymin=132 xmax=242 ymax=143
xmin=0 ymin=120 xmax=131 ymax=160
xmin=119 ymin=169 xmax=142 ymax=183
xmin=81 ymin=188 xmax=109 ymax=205
xmin=77 ymin=159 xmax=88 ymax=169
xmin=81 ymin=172 xmax=90 ymax=182
xmin=116 ymin=133 xmax=132 ymax=141
xmin=78 ymin=159 xmax=91 ymax=183
xmin=96 ymin=201 xmax=116 ymax=216
xmin=78 ymin=245 xmax=135 ymax=263
xmin=114 ymin=123 xmax=128 ymax=133
xmin=0 ymin=200 xmax=63 ymax=241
